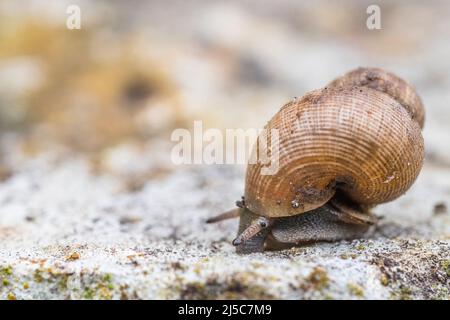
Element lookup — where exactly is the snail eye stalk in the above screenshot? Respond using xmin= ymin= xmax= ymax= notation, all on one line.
xmin=206 ymin=208 xmax=240 ymax=224
xmin=232 ymin=217 xmax=272 ymax=246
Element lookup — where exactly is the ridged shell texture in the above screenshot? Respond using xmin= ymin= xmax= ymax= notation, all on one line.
xmin=245 ymin=68 xmax=425 ymax=218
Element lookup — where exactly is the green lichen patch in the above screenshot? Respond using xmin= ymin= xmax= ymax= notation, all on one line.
xmin=371 ymin=242 xmax=450 ymax=300
xmin=380 ymin=273 xmax=389 ymax=286
xmin=431 ymin=286 xmax=449 ymax=300
xmin=304 ymin=267 xmax=329 ymax=291
xmin=7 ymin=292 xmax=16 ymax=300
xmin=440 ymin=260 xmax=450 ymax=277
xmin=347 ymin=283 xmax=364 ymax=298
xmin=0 ymin=262 xmax=120 ymax=300
xmin=81 ymin=273 xmax=116 ymax=300
xmin=176 ymin=273 xmax=275 ymax=300
xmin=1 ymin=266 xmax=13 ymax=276
xmin=33 ymin=268 xmax=44 ymax=283
xmin=1 ymin=265 xmax=13 ymax=289
xmin=394 ymin=286 xmax=413 ymax=300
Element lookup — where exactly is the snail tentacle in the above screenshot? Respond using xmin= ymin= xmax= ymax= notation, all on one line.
xmin=232 ymin=216 xmax=273 ymax=246
xmin=206 ymin=208 xmax=240 ymax=224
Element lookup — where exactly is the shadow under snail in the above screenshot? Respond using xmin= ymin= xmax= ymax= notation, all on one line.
xmin=207 ymin=67 xmax=425 ymax=254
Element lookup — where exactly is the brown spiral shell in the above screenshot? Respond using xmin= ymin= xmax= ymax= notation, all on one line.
xmin=244 ymin=81 xmax=424 ymax=218
xmin=328 ymin=67 xmax=425 ymax=128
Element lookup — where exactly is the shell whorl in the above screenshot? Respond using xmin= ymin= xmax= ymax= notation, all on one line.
xmin=328 ymin=67 xmax=425 ymax=128
xmin=244 ymin=85 xmax=424 ymax=218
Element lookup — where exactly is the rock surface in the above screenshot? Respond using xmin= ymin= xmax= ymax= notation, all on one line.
xmin=0 ymin=151 xmax=449 ymax=300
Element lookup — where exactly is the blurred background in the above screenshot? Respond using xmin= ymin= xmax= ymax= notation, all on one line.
xmin=0 ymin=0 xmax=450 ymax=191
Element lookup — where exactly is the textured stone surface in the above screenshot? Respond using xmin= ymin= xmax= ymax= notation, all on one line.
xmin=0 ymin=151 xmax=448 ymax=300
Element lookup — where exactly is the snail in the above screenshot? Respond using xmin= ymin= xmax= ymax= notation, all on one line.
xmin=207 ymin=67 xmax=425 ymax=254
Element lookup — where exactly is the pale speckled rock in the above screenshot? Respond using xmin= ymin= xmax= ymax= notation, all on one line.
xmin=0 ymin=151 xmax=449 ymax=300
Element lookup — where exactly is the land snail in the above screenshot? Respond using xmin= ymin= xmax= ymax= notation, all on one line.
xmin=207 ymin=67 xmax=425 ymax=254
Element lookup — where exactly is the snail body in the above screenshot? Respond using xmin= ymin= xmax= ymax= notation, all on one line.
xmin=208 ymin=67 xmax=425 ymax=254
